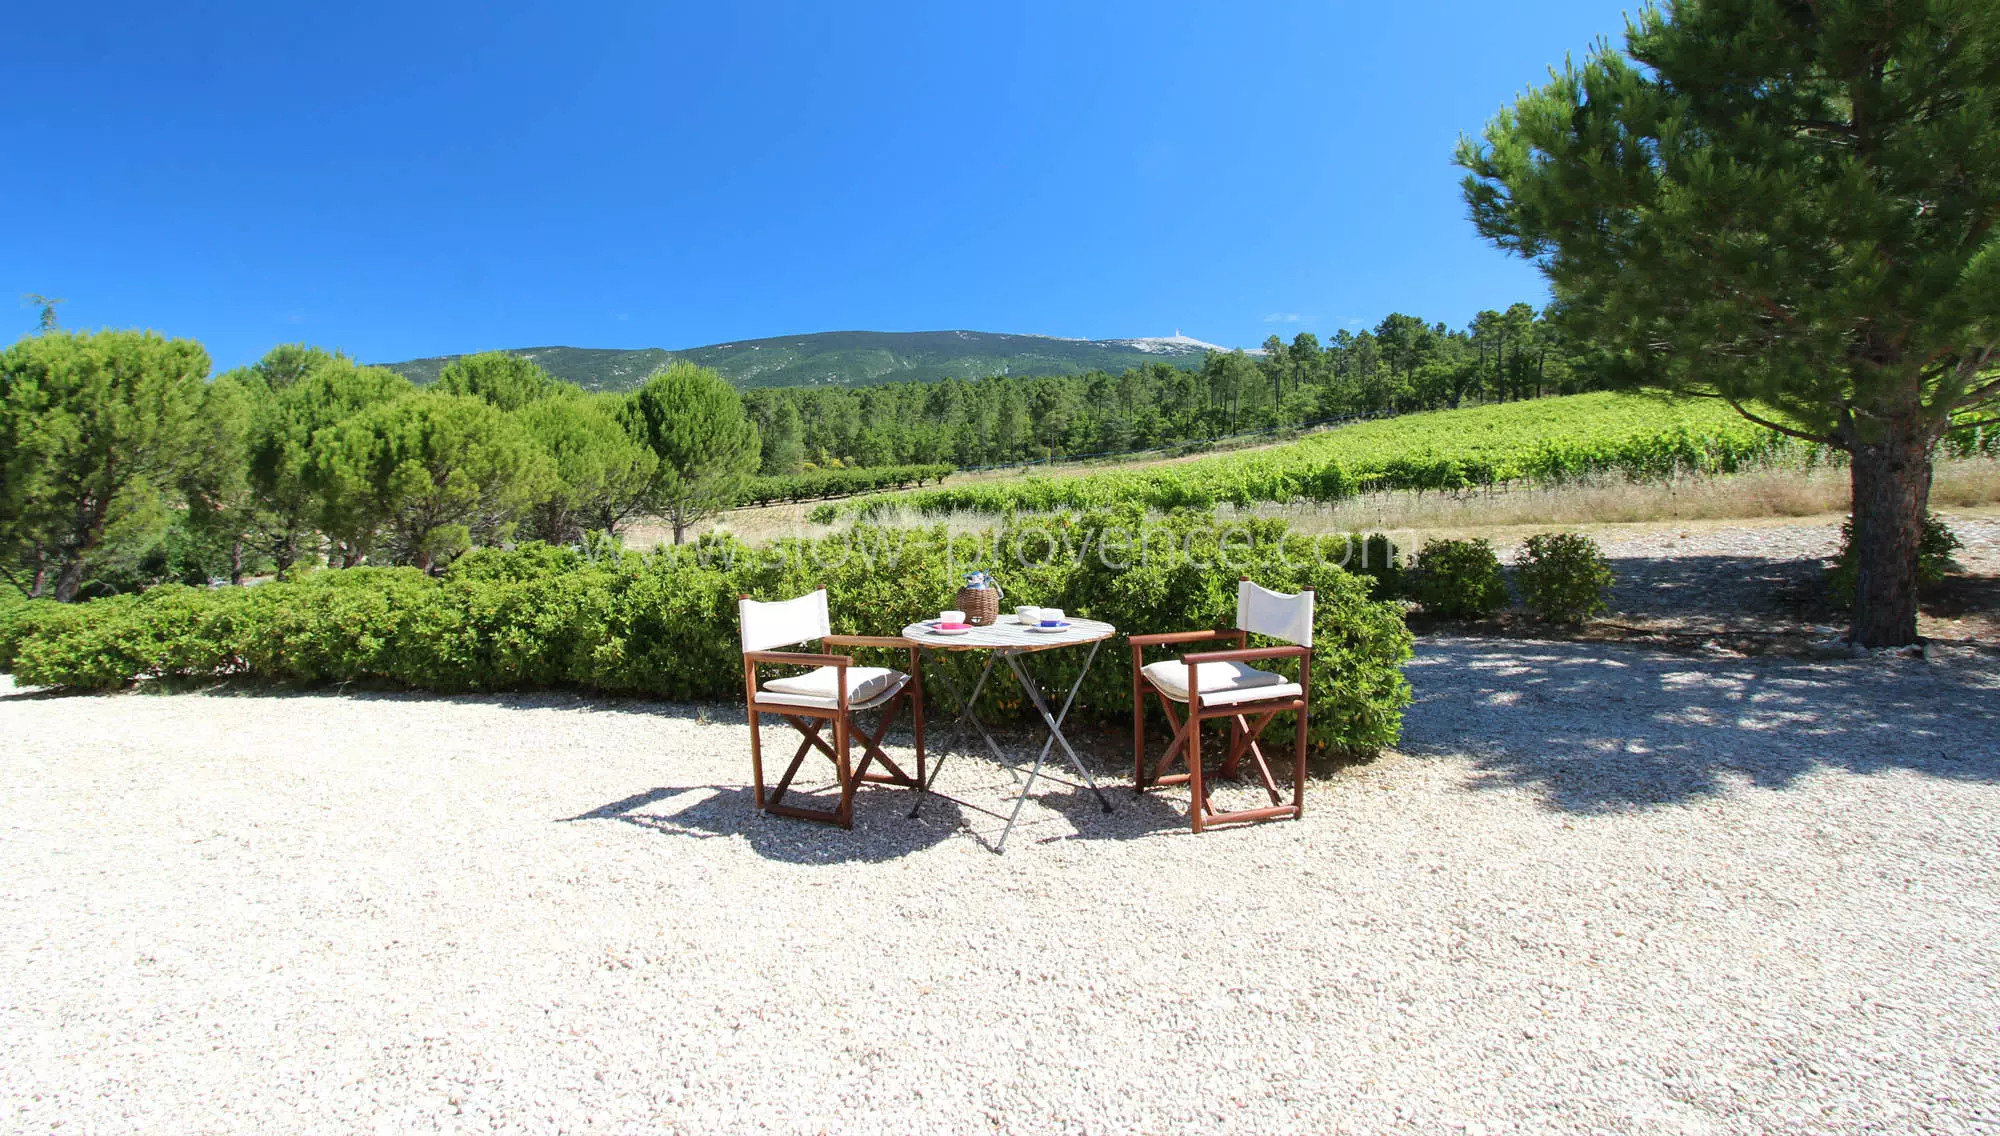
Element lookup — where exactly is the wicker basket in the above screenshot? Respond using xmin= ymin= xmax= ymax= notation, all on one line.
xmin=955 ymin=585 xmax=1001 ymax=626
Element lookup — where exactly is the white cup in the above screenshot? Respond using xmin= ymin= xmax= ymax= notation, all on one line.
xmin=1016 ymin=605 xmax=1042 ymax=624
xmin=940 ymin=609 xmax=966 ymax=624
xmin=1039 ymin=607 xmax=1065 ymax=626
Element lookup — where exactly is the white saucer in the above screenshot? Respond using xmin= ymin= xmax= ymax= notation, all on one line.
xmin=1026 ymin=623 xmax=1071 ymax=634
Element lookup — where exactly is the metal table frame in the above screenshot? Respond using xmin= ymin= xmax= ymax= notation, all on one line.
xmin=902 ymin=618 xmax=1117 ymax=852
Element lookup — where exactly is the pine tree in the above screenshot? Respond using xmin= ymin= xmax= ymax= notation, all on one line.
xmin=0 ymin=330 xmax=212 ymax=599
xmin=1459 ymin=0 xmax=2000 ymax=645
xmin=314 ymin=392 xmax=554 ymax=570
xmin=760 ymin=400 xmax=805 ymax=475
xmin=623 ymin=362 xmax=759 ymax=544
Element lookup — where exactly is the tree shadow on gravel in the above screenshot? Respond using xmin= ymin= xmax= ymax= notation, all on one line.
xmin=1602 ymin=552 xmax=1830 ymax=624
xmin=562 ymin=781 xmax=964 ymax=863
xmin=1402 ymin=636 xmax=2000 ymax=813
xmin=565 ymin=760 xmax=1192 ymax=861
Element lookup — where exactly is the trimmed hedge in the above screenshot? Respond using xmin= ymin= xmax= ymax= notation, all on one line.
xmin=1408 ymin=538 xmax=1510 ymax=620
xmin=0 ymin=590 xmax=35 ymax=674
xmin=1515 ymin=532 xmax=1615 ymax=623
xmin=0 ymin=511 xmax=1414 ymax=754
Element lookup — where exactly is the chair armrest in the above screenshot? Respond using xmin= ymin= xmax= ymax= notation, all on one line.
xmin=822 ymin=635 xmax=913 ymax=648
xmin=1181 ymin=644 xmax=1310 ymax=666
xmin=744 ymin=650 xmax=852 ymax=668
xmin=1127 ymin=628 xmax=1243 ymax=648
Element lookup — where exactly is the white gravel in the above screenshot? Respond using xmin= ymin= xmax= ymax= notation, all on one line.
xmin=4 ymin=640 xmax=1999 ymax=1135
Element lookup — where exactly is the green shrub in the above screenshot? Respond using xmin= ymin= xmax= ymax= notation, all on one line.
xmin=12 ymin=593 xmax=154 ymax=690
xmin=0 ymin=592 xmax=44 ymax=674
xmin=1826 ymin=513 xmax=1963 ymax=604
xmin=0 ymin=511 xmax=1416 ymax=754
xmin=1514 ymin=532 xmax=1614 ymax=623
xmin=1337 ymin=532 xmax=1404 ymax=599
xmin=1407 ymin=537 xmax=1510 ymax=619
xmin=445 ymin=542 xmax=585 ymax=583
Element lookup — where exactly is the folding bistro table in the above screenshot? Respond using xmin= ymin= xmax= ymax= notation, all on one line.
xmin=900 ymin=615 xmax=1118 ymax=852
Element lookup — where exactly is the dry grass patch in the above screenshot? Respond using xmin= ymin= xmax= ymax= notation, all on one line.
xmin=1251 ymin=458 xmax=2000 ymax=540
xmin=620 ymin=458 xmax=2000 ymax=551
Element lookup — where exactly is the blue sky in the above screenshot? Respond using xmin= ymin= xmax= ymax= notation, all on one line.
xmin=4 ymin=1 xmax=1634 ymax=370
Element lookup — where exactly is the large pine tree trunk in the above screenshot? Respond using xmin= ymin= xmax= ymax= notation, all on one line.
xmin=1846 ymin=429 xmax=1933 ymax=647
xmin=51 ymin=557 xmax=85 ymax=603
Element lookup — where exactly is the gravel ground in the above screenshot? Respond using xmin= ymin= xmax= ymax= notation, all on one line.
xmin=4 ymin=639 xmax=1999 ymax=1135
xmin=1553 ymin=514 xmax=2000 ymax=635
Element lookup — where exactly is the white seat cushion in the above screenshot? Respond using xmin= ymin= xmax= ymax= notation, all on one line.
xmin=759 ymin=666 xmax=906 ymax=711
xmin=1141 ymin=659 xmax=1302 ymax=707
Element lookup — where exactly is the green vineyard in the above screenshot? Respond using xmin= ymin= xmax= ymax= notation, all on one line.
xmin=810 ymin=392 xmax=1993 ymax=520
xmin=740 ymin=463 xmax=952 ymax=507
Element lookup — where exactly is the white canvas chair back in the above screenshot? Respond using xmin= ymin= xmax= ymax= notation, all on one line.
xmin=740 ymin=589 xmax=831 ymax=653
xmin=1235 ymin=580 xmax=1313 ymax=647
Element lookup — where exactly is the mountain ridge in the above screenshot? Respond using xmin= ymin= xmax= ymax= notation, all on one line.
xmin=378 ymin=329 xmax=1227 ymax=392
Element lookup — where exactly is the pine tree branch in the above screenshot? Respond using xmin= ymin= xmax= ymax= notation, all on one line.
xmin=1955 ymin=362 xmax=2000 ymax=408
xmin=1722 ymin=397 xmax=1839 ymax=446
xmin=0 ymin=562 xmax=32 ymax=597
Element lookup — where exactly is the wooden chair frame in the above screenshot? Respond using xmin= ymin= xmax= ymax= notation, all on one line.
xmin=741 ymin=611 xmax=926 ymax=830
xmin=1128 ymin=583 xmax=1312 ymax=833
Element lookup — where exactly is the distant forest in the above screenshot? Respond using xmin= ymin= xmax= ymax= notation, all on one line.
xmin=743 ymin=305 xmax=1591 ymax=473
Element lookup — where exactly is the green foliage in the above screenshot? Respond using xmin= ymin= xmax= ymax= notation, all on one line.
xmin=6 ymin=584 xmax=240 ymax=689
xmin=0 ymin=514 xmax=1415 ymax=755
xmin=314 ymin=393 xmax=556 ymax=570
xmin=80 ymin=513 xmax=257 ymax=595
xmin=759 ymin=399 xmax=805 ymax=475
xmin=237 ymin=343 xmax=345 ymax=392
xmin=516 ymin=393 xmax=658 ymax=544
xmin=1827 ymin=514 xmax=1963 ymax=605
xmin=1408 ymin=538 xmax=1509 ymax=620
xmin=0 ymin=329 xmax=214 ymax=600
xmin=174 ymin=374 xmax=259 ymax=585
xmin=0 ymin=589 xmax=34 ymax=671
xmin=1340 ymin=533 xmax=1404 ymax=600
xmin=827 ymin=392 xmax=1799 ymax=519
xmin=243 ymin=351 xmax=415 ymax=570
xmin=740 ymin=464 xmax=952 ymax=507
xmin=1514 ymin=532 xmax=1613 ymax=623
xmin=435 ymin=351 xmax=564 ymax=411
xmin=624 ymin=362 xmax=760 ymax=543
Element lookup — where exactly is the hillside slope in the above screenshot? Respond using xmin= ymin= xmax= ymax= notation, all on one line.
xmin=382 ymin=347 xmax=673 ymax=392
xmin=821 ymin=392 xmax=1804 ymax=517
xmin=379 ymin=330 xmax=1221 ymax=392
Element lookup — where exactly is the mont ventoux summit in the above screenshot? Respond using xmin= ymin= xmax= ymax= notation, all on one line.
xmin=380 ymin=329 xmax=1232 ymax=392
